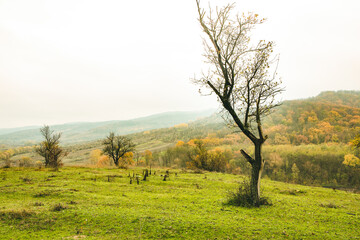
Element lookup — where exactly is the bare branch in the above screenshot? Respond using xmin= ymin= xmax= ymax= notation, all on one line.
xmin=240 ymin=149 xmax=255 ymax=165
xmin=194 ymin=0 xmax=282 ymax=142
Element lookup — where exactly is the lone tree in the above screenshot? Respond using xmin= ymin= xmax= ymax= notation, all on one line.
xmin=103 ymin=132 xmax=135 ymax=167
xmin=194 ymin=0 xmax=283 ymax=206
xmin=36 ymin=125 xmax=67 ymax=169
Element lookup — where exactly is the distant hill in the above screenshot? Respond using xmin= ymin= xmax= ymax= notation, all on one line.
xmin=2 ymin=90 xmax=360 ymax=147
xmin=0 ymin=126 xmax=41 ymax=136
xmin=310 ymin=90 xmax=360 ymax=108
xmin=0 ymin=109 xmax=216 ymax=146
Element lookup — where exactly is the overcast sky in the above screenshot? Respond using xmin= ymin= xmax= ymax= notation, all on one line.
xmin=1 ymin=0 xmax=359 ymax=128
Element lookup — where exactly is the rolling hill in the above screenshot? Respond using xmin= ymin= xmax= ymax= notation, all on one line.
xmin=0 ymin=109 xmax=216 ymax=146
xmin=1 ymin=90 xmax=360 ymax=148
xmin=2 ymin=91 xmax=360 ymax=189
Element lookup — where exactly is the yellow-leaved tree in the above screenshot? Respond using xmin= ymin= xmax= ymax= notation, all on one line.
xmin=89 ymin=149 xmax=102 ymax=166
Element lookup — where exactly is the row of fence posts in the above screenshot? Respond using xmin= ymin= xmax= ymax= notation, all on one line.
xmin=91 ymin=168 xmax=176 ymax=184
xmin=129 ymin=168 xmax=173 ymax=184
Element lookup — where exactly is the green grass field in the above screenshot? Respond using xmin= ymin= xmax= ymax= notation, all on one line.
xmin=0 ymin=167 xmax=359 ymax=239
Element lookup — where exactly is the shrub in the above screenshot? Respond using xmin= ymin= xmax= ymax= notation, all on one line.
xmin=19 ymin=157 xmax=34 ymax=167
xmin=320 ymin=203 xmax=339 ymax=209
xmin=0 ymin=209 xmax=33 ymax=219
xmin=34 ymin=202 xmax=44 ymax=206
xmin=34 ymin=191 xmax=52 ymax=197
xmin=52 ymin=203 xmax=67 ymax=211
xmin=226 ymin=179 xmax=271 ymax=207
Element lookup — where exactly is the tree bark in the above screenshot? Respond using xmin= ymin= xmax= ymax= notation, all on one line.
xmin=250 ymin=142 xmax=264 ymax=206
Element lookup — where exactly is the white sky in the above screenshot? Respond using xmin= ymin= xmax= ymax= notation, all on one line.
xmin=0 ymin=0 xmax=359 ymax=128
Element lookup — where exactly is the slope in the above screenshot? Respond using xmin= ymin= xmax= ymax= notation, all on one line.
xmin=264 ymin=90 xmax=360 ymax=145
xmin=0 ymin=109 xmax=215 ymax=146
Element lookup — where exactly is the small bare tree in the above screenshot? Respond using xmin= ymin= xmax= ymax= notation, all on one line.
xmin=194 ymin=0 xmax=283 ymax=206
xmin=103 ymin=132 xmax=135 ymax=167
xmin=36 ymin=125 xmax=67 ymax=170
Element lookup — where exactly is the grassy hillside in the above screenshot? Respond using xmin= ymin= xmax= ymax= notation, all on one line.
xmin=0 ymin=109 xmax=215 ymax=146
xmin=0 ymin=167 xmax=359 ymax=239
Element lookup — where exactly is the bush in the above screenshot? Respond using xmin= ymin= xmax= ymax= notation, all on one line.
xmin=226 ymin=179 xmax=271 ymax=207
xmin=52 ymin=203 xmax=67 ymax=211
xmin=0 ymin=209 xmax=33 ymax=219
xmin=19 ymin=157 xmax=34 ymax=167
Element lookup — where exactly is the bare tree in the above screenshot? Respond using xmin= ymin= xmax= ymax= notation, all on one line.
xmin=36 ymin=125 xmax=67 ymax=169
xmin=103 ymin=132 xmax=135 ymax=167
xmin=194 ymin=0 xmax=283 ymax=206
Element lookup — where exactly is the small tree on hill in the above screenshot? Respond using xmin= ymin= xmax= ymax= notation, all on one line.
xmin=351 ymin=134 xmax=360 ymax=149
xmin=36 ymin=125 xmax=67 ymax=169
xmin=143 ymin=150 xmax=153 ymax=166
xmin=343 ymin=134 xmax=360 ymax=168
xmin=102 ymin=132 xmax=135 ymax=167
xmin=194 ymin=0 xmax=283 ymax=206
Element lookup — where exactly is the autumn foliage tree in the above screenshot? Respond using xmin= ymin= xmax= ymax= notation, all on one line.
xmin=36 ymin=125 xmax=67 ymax=169
xmin=143 ymin=150 xmax=153 ymax=166
xmin=194 ymin=1 xmax=283 ymax=206
xmin=122 ymin=152 xmax=134 ymax=166
xmin=89 ymin=149 xmax=103 ymax=165
xmin=343 ymin=134 xmax=360 ymax=168
xmin=0 ymin=146 xmax=34 ymax=168
xmin=102 ymin=132 xmax=135 ymax=167
xmin=351 ymin=134 xmax=360 ymax=149
xmin=186 ymin=139 xmax=231 ymax=172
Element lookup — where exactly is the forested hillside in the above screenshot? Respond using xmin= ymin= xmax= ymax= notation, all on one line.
xmin=265 ymin=90 xmax=360 ymax=145
xmin=125 ymin=90 xmax=360 ymax=147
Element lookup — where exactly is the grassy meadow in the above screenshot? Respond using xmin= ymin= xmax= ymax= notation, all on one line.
xmin=0 ymin=167 xmax=359 ymax=239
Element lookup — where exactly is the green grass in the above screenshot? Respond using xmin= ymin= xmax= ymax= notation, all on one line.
xmin=0 ymin=167 xmax=359 ymax=239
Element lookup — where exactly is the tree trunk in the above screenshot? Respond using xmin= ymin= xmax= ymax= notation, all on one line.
xmin=250 ymin=142 xmax=264 ymax=206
